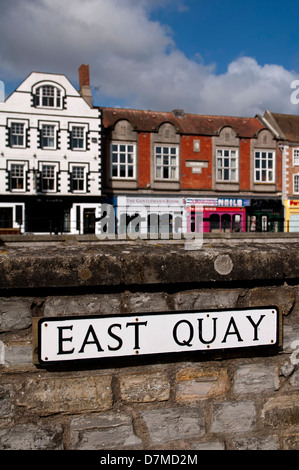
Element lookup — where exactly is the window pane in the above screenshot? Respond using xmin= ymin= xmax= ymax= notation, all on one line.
xmin=128 ymin=166 xmax=133 ymax=178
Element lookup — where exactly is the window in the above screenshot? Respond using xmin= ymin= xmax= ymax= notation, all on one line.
xmin=294 ymin=175 xmax=299 ymax=193
xmin=111 ymin=143 xmax=135 ymax=179
xmin=10 ymin=123 xmax=25 ymax=147
xmin=254 ymin=151 xmax=275 ymax=183
xmin=35 ymin=85 xmax=61 ymax=108
xmin=41 ymin=165 xmax=55 ymax=191
xmin=293 ymin=149 xmax=299 ymax=166
xmin=216 ymin=149 xmax=238 ymax=182
xmin=155 ymin=146 xmax=178 ymax=180
xmin=41 ymin=124 xmax=55 ymax=148
xmin=72 ymin=166 xmax=85 ymax=191
xmin=71 ymin=126 xmax=85 ymax=149
xmin=10 ymin=164 xmax=25 ymax=190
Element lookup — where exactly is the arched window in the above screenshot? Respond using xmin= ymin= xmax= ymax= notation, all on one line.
xmin=33 ymin=82 xmax=64 ymax=109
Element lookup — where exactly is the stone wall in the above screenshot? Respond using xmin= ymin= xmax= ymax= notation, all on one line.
xmin=0 ymin=240 xmax=298 ymax=451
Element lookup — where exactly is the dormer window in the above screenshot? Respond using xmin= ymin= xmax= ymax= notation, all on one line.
xmin=33 ymin=82 xmax=64 ymax=109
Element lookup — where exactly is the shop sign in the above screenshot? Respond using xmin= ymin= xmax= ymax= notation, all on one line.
xmin=289 ymin=200 xmax=299 ymax=207
xmin=185 ymin=198 xmax=250 ymax=207
xmin=37 ymin=307 xmax=280 ymax=364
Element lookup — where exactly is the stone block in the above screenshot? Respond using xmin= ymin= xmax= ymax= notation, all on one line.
xmin=232 ymin=436 xmax=278 ymax=450
xmin=0 ymin=423 xmax=63 ymax=450
xmin=44 ymin=294 xmax=121 ymax=316
xmin=173 ymin=289 xmax=240 ymax=311
xmin=141 ymin=407 xmax=205 ymax=444
xmin=281 ymin=431 xmax=299 ymax=450
xmin=0 ymin=343 xmax=32 ymax=366
xmin=0 ymin=298 xmax=32 ymax=331
xmin=123 ymin=292 xmax=169 ymax=313
xmin=15 ymin=375 xmax=113 ymax=415
xmin=262 ymin=395 xmax=299 ymax=427
xmin=211 ymin=401 xmax=256 ymax=433
xmin=70 ymin=413 xmax=142 ymax=450
xmin=237 ymin=286 xmax=295 ymax=316
xmin=120 ymin=371 xmax=170 ymax=402
xmin=0 ymin=385 xmax=14 ymax=418
xmin=176 ymin=367 xmax=230 ymax=401
xmin=233 ymin=364 xmax=279 ymax=394
xmin=192 ymin=441 xmax=225 ymax=450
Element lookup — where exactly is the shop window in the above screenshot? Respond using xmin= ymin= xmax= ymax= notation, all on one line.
xmin=210 ymin=214 xmax=220 ymax=232
xmin=232 ymin=214 xmax=242 ymax=232
xmin=221 ymin=214 xmax=231 ymax=232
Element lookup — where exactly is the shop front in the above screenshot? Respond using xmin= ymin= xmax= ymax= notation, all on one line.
xmin=247 ymin=199 xmax=284 ymax=232
xmin=284 ymin=199 xmax=299 ymax=232
xmin=185 ymin=198 xmax=249 ymax=233
xmin=116 ymin=196 xmax=185 ymax=237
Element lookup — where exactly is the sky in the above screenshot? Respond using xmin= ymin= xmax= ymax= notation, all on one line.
xmin=1 ymin=0 xmax=299 ymax=117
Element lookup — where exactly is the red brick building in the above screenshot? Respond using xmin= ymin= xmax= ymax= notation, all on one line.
xmin=101 ymin=107 xmax=283 ymax=234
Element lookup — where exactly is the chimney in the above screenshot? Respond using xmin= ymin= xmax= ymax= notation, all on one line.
xmin=79 ymin=64 xmax=92 ymax=107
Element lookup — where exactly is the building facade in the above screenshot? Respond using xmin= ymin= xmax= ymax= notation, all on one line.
xmin=101 ymin=107 xmax=283 ymax=235
xmin=0 ymin=65 xmax=102 ymax=234
xmin=260 ymin=110 xmax=299 ymax=232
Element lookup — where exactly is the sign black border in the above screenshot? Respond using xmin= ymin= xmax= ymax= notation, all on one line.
xmin=37 ymin=306 xmax=280 ymax=366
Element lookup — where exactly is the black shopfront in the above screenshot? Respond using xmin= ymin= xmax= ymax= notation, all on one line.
xmin=246 ymin=199 xmax=284 ymax=232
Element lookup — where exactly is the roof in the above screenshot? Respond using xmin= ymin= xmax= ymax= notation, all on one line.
xmin=265 ymin=112 xmax=299 ymax=142
xmin=100 ymin=107 xmax=264 ymax=138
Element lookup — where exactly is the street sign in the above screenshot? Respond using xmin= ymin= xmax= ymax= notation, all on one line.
xmin=37 ymin=307 xmax=280 ymax=364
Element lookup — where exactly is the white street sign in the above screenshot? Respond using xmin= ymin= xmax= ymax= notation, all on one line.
xmin=38 ymin=307 xmax=279 ymax=364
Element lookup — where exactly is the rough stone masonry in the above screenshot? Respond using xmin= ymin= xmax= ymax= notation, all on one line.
xmin=0 ymin=238 xmax=298 ymax=450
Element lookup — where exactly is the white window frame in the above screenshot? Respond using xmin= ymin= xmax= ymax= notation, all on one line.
xmin=111 ymin=142 xmax=136 ymax=179
xmin=254 ymin=150 xmax=275 ymax=183
xmin=155 ymin=145 xmax=179 ymax=181
xmin=69 ymin=123 xmax=88 ymax=151
xmin=39 ymin=121 xmax=59 ymax=149
xmin=33 ymin=82 xmax=64 ymax=109
xmin=293 ymin=148 xmax=299 ymax=166
xmin=7 ymin=119 xmax=29 ymax=148
xmin=70 ymin=163 xmax=88 ymax=193
xmin=39 ymin=162 xmax=59 ymax=193
xmin=216 ymin=148 xmax=238 ymax=182
xmin=9 ymin=162 xmax=27 ymax=192
xmin=294 ymin=174 xmax=299 ymax=194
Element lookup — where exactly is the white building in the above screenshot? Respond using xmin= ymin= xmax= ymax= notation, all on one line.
xmin=0 ymin=65 xmax=102 ymax=234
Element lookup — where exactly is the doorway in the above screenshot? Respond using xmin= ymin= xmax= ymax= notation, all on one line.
xmin=83 ymin=208 xmax=96 ymax=234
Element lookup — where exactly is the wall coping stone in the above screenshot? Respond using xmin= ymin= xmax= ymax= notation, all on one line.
xmin=0 ymin=241 xmax=298 ymax=290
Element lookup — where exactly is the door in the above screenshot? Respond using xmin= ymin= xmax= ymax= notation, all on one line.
xmin=83 ymin=208 xmax=96 ymax=234
xmin=0 ymin=208 xmax=13 ymax=228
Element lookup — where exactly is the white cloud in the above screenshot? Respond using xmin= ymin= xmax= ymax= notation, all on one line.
xmin=0 ymin=0 xmax=297 ymax=116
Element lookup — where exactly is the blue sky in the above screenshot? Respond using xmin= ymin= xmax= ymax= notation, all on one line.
xmin=150 ymin=0 xmax=299 ymax=74
xmin=0 ymin=0 xmax=299 ymax=116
